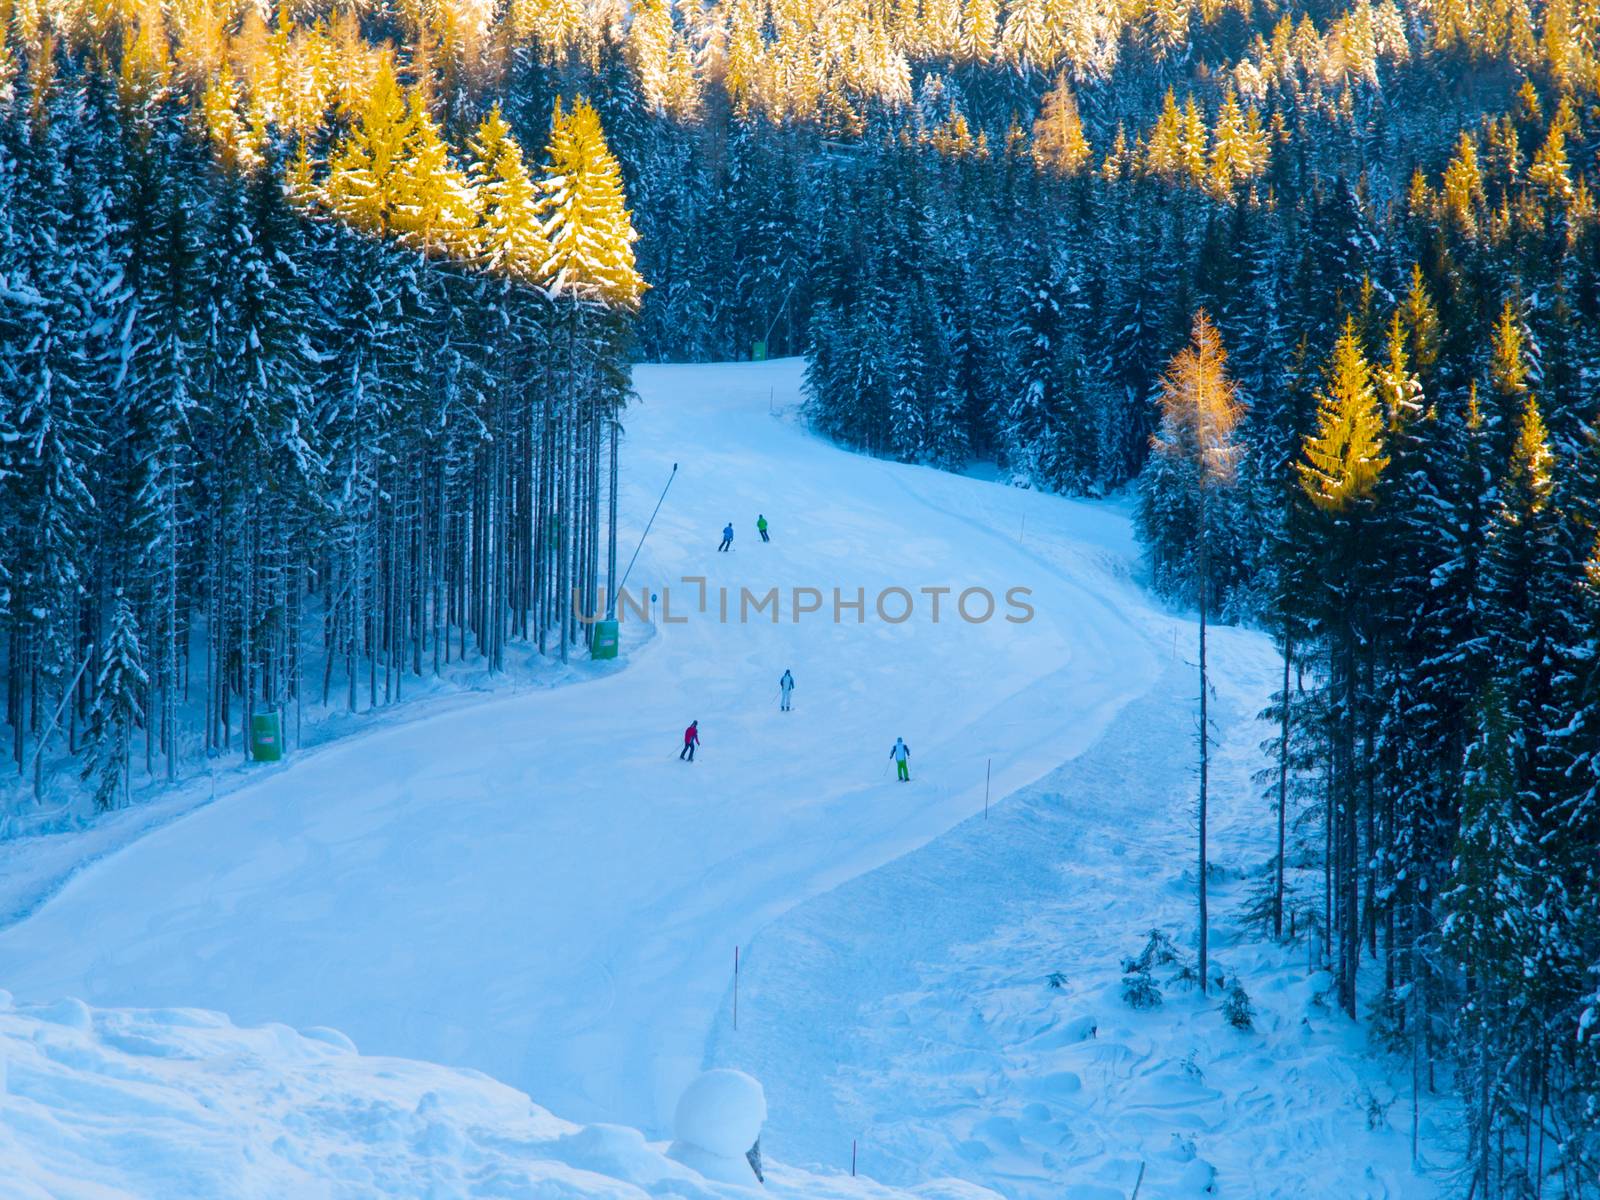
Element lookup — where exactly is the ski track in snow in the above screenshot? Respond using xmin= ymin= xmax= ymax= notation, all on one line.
xmin=0 ymin=359 xmax=1452 ymax=1197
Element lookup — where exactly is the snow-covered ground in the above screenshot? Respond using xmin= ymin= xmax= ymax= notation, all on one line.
xmin=0 ymin=359 xmax=1450 ymax=1197
xmin=0 ymin=645 xmax=620 ymax=933
xmin=0 ymin=992 xmax=997 ymax=1199
xmin=709 ymin=643 xmax=1449 ymax=1199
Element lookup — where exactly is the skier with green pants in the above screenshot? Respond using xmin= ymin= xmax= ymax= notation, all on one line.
xmin=889 ymin=737 xmax=911 ymax=782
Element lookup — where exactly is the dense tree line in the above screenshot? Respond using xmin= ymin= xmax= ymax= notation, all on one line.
xmin=1254 ymin=269 xmax=1599 ymax=1198
xmin=0 ymin=49 xmax=638 ymax=810
xmin=1135 ymin=129 xmax=1599 ymax=1200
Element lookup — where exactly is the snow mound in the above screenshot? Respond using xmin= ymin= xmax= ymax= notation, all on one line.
xmin=0 ymin=999 xmax=995 ymax=1199
xmin=673 ymin=1068 xmax=767 ymax=1158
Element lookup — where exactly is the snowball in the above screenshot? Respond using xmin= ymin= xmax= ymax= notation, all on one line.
xmin=671 ymin=1069 xmax=766 ymax=1159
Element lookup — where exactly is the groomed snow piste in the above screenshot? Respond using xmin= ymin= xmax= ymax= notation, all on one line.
xmin=0 ymin=360 xmax=1446 ymax=1197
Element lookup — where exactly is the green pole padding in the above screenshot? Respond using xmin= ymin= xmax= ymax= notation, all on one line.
xmin=250 ymin=711 xmax=284 ymax=762
xmin=591 ymin=619 xmax=620 ymax=661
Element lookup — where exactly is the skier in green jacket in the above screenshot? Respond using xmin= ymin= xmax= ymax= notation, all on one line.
xmin=757 ymin=514 xmax=770 ymax=543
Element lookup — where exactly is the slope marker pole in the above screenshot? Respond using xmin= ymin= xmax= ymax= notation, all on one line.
xmin=985 ymin=758 xmax=992 ymax=819
xmin=734 ymin=945 xmax=739 ymax=1031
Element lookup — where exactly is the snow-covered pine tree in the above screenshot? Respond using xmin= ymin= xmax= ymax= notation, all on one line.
xmin=82 ymin=590 xmax=147 ymax=810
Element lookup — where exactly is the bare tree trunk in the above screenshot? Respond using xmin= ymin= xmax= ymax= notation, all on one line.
xmin=1275 ymin=628 xmax=1292 ymax=939
xmin=607 ymin=413 xmax=619 ymax=619
xmin=1197 ymin=484 xmax=1210 ymax=996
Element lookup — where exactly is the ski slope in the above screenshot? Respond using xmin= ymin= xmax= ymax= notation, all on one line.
xmin=0 ymin=359 xmax=1169 ymax=1142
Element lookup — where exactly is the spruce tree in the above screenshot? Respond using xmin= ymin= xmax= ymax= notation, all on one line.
xmin=82 ymin=590 xmax=148 ymax=810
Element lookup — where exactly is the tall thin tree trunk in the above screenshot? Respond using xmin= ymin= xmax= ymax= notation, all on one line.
xmin=607 ymin=412 xmax=619 ymax=619
xmin=1275 ymin=628 xmax=1292 ymax=939
xmin=1197 ymin=485 xmax=1210 ymax=996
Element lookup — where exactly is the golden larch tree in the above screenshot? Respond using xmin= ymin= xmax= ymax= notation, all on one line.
xmin=1400 ymin=264 xmax=1441 ymax=384
xmin=999 ymin=0 xmax=1051 ymax=72
xmin=468 ymin=104 xmax=551 ymax=284
xmin=388 ymin=88 xmax=481 ymax=258
xmin=1375 ymin=310 xmax=1423 ymax=430
xmin=1502 ymin=397 xmax=1555 ymax=517
xmin=1031 ymin=72 xmax=1090 ymax=173
xmin=1442 ymin=130 xmax=1485 ymax=235
xmin=958 ymin=0 xmax=998 ymax=63
xmin=1179 ymin=92 xmax=1209 ymax=184
xmin=1208 ymin=89 xmax=1252 ymax=197
xmin=1528 ymin=97 xmax=1576 ymax=199
xmin=322 ymin=58 xmax=415 ymax=237
xmin=1143 ymin=88 xmax=1182 ymax=179
xmin=1153 ymin=309 xmax=1245 ymax=999
xmin=537 ymin=96 xmax=646 ymax=310
xmin=1298 ymin=316 xmax=1388 ymax=512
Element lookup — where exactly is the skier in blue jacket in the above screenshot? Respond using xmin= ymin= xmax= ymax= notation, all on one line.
xmin=718 ymin=523 xmax=734 ymax=552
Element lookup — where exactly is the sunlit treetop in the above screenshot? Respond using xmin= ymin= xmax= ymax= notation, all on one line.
xmin=1299 ymin=316 xmax=1389 ymax=514
xmin=537 ymin=96 xmax=647 ymax=311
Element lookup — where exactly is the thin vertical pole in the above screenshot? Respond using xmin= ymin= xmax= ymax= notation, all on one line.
xmin=851 ymin=1140 xmax=856 ymax=1177
xmin=734 ymin=945 xmax=739 ymax=1031
xmin=984 ymin=758 xmax=991 ymax=819
xmin=606 ymin=419 xmax=619 ymax=619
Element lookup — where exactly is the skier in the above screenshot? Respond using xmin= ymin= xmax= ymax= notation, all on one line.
xmin=681 ymin=720 xmax=701 ymax=761
xmin=778 ymin=669 xmax=794 ymax=711
xmin=757 ymin=515 xmax=770 ymax=543
xmin=889 ymin=737 xmax=911 ymax=782
xmin=718 ymin=523 xmax=734 ymax=552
